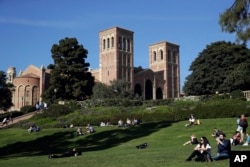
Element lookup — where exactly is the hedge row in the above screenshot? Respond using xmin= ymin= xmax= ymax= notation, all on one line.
xmin=17 ymin=98 xmax=250 ymax=129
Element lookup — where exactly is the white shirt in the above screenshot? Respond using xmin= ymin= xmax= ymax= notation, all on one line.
xmin=195 ymin=143 xmax=212 ymax=154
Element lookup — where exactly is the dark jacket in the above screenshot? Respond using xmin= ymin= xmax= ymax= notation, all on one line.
xmin=217 ymin=139 xmax=231 ymax=155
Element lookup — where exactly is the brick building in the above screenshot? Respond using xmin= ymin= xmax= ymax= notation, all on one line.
xmin=91 ymin=26 xmax=180 ymax=100
xmin=6 ymin=26 xmax=180 ymax=111
xmin=6 ymin=65 xmax=50 ymax=111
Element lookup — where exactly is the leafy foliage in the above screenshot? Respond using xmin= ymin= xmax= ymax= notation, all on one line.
xmin=0 ymin=71 xmax=14 ymax=111
xmin=92 ymin=80 xmax=133 ymax=99
xmin=183 ymin=41 xmax=250 ymax=95
xmin=42 ymin=37 xmax=95 ymax=102
xmin=20 ymin=105 xmax=36 ymax=114
xmin=219 ymin=0 xmax=250 ymax=43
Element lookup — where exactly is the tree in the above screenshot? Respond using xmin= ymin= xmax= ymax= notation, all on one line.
xmin=92 ymin=82 xmax=112 ymax=99
xmin=183 ymin=41 xmax=250 ymax=95
xmin=92 ymin=80 xmax=133 ymax=99
xmin=109 ymin=80 xmax=133 ymax=99
xmin=42 ymin=37 xmax=95 ymax=102
xmin=0 ymin=71 xmax=14 ymax=111
xmin=219 ymin=0 xmax=250 ymax=43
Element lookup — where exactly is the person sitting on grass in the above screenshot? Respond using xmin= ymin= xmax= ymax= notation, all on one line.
xmin=28 ymin=125 xmax=40 ymax=133
xmin=212 ymin=133 xmax=231 ymax=161
xmin=185 ymin=136 xmax=212 ymax=162
xmin=185 ymin=114 xmax=195 ymax=127
xmin=48 ymin=148 xmax=81 ymax=158
xmin=211 ymin=127 xmax=223 ymax=139
xmin=76 ymin=127 xmax=84 ymax=136
xmin=183 ymin=134 xmax=199 ymax=146
xmin=118 ymin=119 xmax=124 ymax=127
xmin=86 ymin=124 xmax=95 ymax=134
xmin=242 ymin=133 xmax=250 ymax=146
xmin=230 ymin=131 xmax=242 ymax=145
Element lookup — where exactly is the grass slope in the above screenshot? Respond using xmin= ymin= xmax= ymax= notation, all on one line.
xmin=0 ymin=118 xmax=249 ymax=167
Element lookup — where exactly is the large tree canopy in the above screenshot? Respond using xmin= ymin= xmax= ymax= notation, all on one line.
xmin=183 ymin=41 xmax=250 ymax=95
xmin=219 ymin=0 xmax=250 ymax=43
xmin=0 ymin=71 xmax=14 ymax=111
xmin=42 ymin=37 xmax=94 ymax=102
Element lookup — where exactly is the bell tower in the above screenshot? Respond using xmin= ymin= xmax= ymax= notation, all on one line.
xmin=149 ymin=41 xmax=180 ymax=98
xmin=99 ymin=27 xmax=134 ymax=86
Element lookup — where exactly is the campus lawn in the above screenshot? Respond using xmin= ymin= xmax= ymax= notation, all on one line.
xmin=0 ymin=118 xmax=249 ymax=167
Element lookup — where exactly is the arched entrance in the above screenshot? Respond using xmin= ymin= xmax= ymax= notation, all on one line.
xmin=156 ymin=87 xmax=163 ymax=99
xmin=145 ymin=80 xmax=153 ymax=100
xmin=134 ymin=84 xmax=142 ymax=97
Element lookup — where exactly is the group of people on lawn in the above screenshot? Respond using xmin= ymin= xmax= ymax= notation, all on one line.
xmin=118 ymin=117 xmax=141 ymax=127
xmin=76 ymin=124 xmax=95 ymax=136
xmin=183 ymin=114 xmax=249 ymax=162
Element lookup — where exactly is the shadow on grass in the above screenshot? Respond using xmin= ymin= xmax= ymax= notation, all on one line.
xmin=0 ymin=120 xmax=172 ymax=159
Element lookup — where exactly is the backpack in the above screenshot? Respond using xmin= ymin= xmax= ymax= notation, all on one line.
xmin=239 ymin=119 xmax=248 ymax=128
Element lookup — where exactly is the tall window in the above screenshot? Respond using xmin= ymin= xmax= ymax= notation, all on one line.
xmin=128 ymin=55 xmax=130 ymax=66
xmin=173 ymin=51 xmax=177 ymax=63
xmin=168 ymin=50 xmax=172 ymax=62
xmin=153 ymin=51 xmax=157 ymax=61
xmin=123 ymin=38 xmax=126 ymax=51
xmin=107 ymin=38 xmax=110 ymax=48
xmin=118 ymin=37 xmax=122 ymax=49
xmin=111 ymin=37 xmax=114 ymax=47
xmin=103 ymin=39 xmax=106 ymax=50
xmin=26 ymin=90 xmax=30 ymax=97
xmin=127 ymin=39 xmax=130 ymax=52
xmin=160 ymin=50 xmax=163 ymax=60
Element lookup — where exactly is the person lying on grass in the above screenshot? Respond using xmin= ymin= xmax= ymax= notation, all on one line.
xmin=48 ymin=148 xmax=81 ymax=158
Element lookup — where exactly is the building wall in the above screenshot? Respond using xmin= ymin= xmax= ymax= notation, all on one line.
xmin=99 ymin=27 xmax=134 ymax=86
xmin=7 ymin=65 xmax=49 ymax=111
xmin=149 ymin=41 xmax=180 ymax=98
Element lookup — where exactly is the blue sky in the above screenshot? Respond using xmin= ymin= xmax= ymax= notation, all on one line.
xmin=0 ymin=0 xmax=236 ymax=90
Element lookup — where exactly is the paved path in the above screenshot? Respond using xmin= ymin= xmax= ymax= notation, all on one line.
xmin=0 ymin=111 xmax=36 ymax=128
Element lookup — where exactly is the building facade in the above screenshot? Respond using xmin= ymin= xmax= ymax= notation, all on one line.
xmin=91 ymin=26 xmax=180 ymax=100
xmin=6 ymin=26 xmax=180 ymax=111
xmin=6 ymin=65 xmax=50 ymax=111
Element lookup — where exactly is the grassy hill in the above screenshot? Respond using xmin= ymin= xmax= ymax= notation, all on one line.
xmin=0 ymin=117 xmax=249 ymax=167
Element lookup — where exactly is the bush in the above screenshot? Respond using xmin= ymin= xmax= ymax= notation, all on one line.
xmin=42 ymin=104 xmax=74 ymax=118
xmin=23 ymin=98 xmax=250 ymax=129
xmin=20 ymin=105 xmax=36 ymax=114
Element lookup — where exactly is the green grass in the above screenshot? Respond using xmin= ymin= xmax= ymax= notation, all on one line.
xmin=0 ymin=118 xmax=249 ymax=167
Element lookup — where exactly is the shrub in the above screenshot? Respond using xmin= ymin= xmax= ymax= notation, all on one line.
xmin=42 ymin=104 xmax=74 ymax=118
xmin=20 ymin=105 xmax=36 ymax=114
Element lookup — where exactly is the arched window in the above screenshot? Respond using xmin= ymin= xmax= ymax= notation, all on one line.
xmin=111 ymin=37 xmax=114 ymax=47
xmin=160 ymin=50 xmax=163 ymax=60
xmin=153 ymin=51 xmax=157 ymax=61
xmin=103 ymin=39 xmax=106 ymax=50
xmin=107 ymin=38 xmax=110 ymax=48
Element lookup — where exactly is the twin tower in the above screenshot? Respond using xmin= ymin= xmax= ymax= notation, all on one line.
xmin=91 ymin=26 xmax=180 ymax=99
